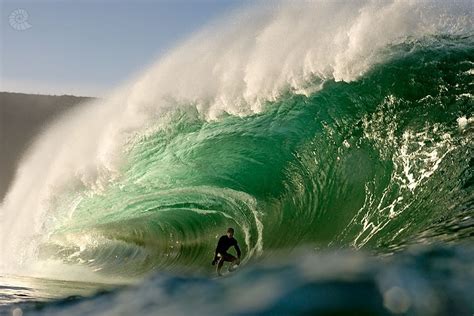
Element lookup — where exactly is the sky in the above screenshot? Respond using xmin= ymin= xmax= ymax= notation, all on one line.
xmin=0 ymin=0 xmax=249 ymax=97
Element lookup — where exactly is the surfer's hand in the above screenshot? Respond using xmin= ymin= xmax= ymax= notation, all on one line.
xmin=211 ymin=260 xmax=216 ymax=266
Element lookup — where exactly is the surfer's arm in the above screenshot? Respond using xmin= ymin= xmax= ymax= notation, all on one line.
xmin=213 ymin=236 xmax=224 ymax=262
xmin=234 ymin=242 xmax=241 ymax=259
xmin=211 ymin=248 xmax=219 ymax=265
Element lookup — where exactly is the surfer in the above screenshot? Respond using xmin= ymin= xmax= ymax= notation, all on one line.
xmin=212 ymin=227 xmax=241 ymax=276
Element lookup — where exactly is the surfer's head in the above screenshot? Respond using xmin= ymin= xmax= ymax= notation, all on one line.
xmin=227 ymin=227 xmax=234 ymax=238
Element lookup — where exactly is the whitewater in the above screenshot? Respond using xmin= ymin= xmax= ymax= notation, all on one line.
xmin=0 ymin=0 xmax=473 ymax=314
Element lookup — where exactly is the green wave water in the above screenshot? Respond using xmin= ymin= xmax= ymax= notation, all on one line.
xmin=35 ymin=36 xmax=473 ymax=277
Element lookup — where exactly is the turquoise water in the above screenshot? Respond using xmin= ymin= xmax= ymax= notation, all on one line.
xmin=35 ymin=36 xmax=474 ymax=277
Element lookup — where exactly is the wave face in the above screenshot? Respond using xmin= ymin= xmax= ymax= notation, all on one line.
xmin=1 ymin=1 xmax=473 ymax=280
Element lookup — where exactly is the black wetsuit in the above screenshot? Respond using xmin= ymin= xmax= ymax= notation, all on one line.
xmin=214 ymin=235 xmax=241 ymax=262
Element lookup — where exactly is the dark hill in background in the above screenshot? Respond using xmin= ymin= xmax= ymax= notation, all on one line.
xmin=0 ymin=92 xmax=95 ymax=202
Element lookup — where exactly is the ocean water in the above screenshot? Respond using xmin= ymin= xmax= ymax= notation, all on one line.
xmin=1 ymin=1 xmax=473 ymax=315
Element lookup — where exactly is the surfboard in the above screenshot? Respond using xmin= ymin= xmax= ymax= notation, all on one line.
xmin=213 ymin=263 xmax=240 ymax=279
xmin=228 ymin=264 xmax=239 ymax=272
